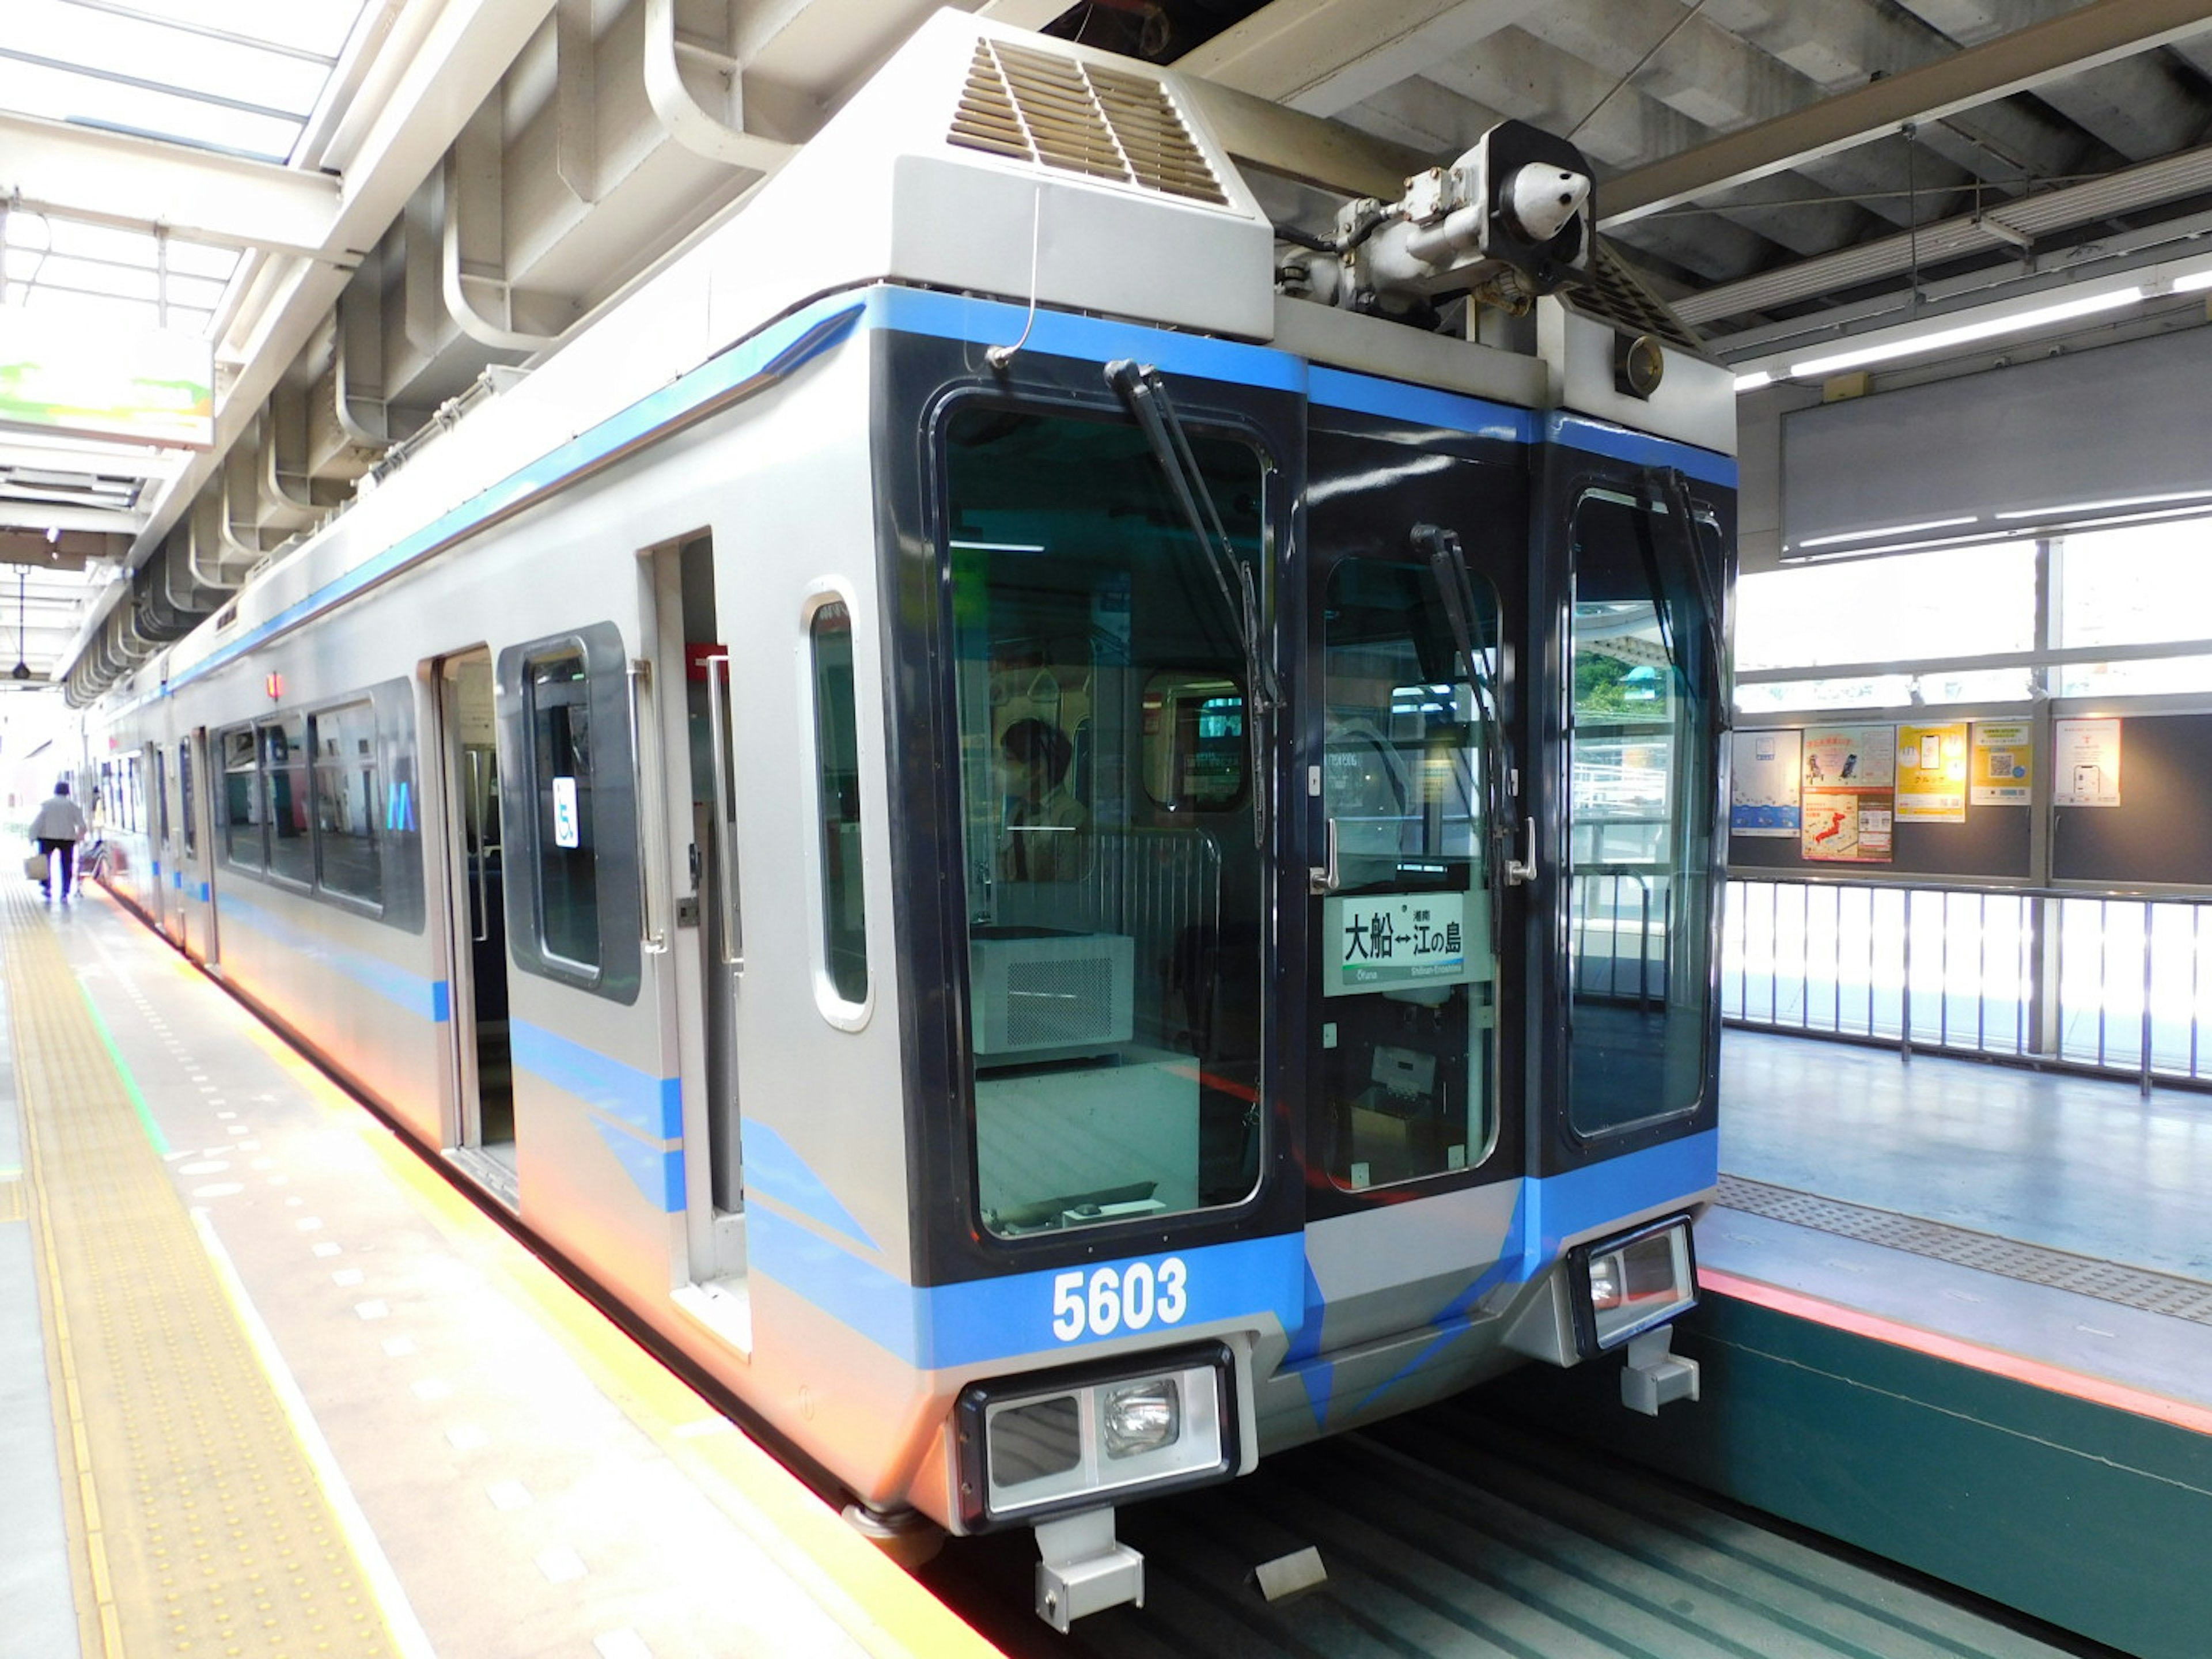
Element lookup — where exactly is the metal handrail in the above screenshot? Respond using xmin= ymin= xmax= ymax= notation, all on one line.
xmin=1724 ymin=876 xmax=2212 ymax=1098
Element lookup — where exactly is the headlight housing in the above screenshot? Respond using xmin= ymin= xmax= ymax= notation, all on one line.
xmin=956 ymin=1342 xmax=1237 ymax=1530
xmin=1568 ymin=1214 xmax=1697 ymax=1355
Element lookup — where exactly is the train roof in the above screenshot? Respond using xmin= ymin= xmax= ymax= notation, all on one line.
xmin=108 ymin=11 xmax=1730 ymax=707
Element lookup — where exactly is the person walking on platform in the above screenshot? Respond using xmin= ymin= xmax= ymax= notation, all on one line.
xmin=29 ymin=781 xmax=88 ymax=901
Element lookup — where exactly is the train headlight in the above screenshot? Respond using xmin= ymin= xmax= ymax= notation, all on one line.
xmin=1101 ymin=1378 xmax=1180 ymax=1459
xmin=1569 ymin=1215 xmax=1697 ymax=1355
xmin=956 ymin=1343 xmax=1237 ymax=1530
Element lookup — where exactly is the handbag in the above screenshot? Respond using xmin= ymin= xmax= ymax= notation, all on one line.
xmin=24 ymin=851 xmax=50 ymax=881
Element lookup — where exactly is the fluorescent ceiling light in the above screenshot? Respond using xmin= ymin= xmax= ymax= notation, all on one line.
xmin=2172 ymin=268 xmax=2212 ymax=294
xmin=1732 ymin=370 xmax=1772 ymax=393
xmin=1994 ymin=488 xmax=2212 ymax=521
xmin=1789 ymin=287 xmax=2143 ymax=378
xmin=1796 ymin=516 xmax=1980 ymax=550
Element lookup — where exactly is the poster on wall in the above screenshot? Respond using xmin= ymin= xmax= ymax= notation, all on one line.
xmin=2054 ymin=717 xmax=2122 ymax=806
xmin=1896 ymin=723 xmax=1968 ymax=822
xmin=1801 ymin=724 xmax=1895 ymax=862
xmin=1729 ymin=729 xmax=1801 ymax=836
xmin=1971 ymin=720 xmax=2033 ymax=805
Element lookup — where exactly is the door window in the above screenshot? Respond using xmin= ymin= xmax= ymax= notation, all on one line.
xmin=1317 ymin=556 xmax=1500 ymax=1188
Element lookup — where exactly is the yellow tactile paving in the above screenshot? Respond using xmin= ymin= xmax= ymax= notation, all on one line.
xmin=7 ymin=887 xmax=398 ymax=1659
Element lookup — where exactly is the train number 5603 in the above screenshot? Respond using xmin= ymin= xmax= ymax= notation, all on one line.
xmin=1051 ymin=1259 xmax=1188 ymax=1342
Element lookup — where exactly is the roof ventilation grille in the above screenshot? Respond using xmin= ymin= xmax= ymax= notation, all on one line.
xmin=950 ymin=40 xmax=1226 ymax=207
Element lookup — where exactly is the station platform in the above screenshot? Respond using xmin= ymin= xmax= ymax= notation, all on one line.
xmin=1499 ymin=1028 xmax=2212 ymax=1659
xmin=0 ymin=882 xmax=997 ymax=1659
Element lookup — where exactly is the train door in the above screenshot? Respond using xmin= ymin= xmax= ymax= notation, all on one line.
xmin=183 ymin=731 xmax=217 ymax=967
xmin=648 ymin=535 xmax=747 ymax=1289
xmin=1299 ymin=422 xmax=1529 ymax=1218
xmin=434 ymin=647 xmax=517 ymax=1203
xmin=151 ymin=745 xmax=184 ymax=948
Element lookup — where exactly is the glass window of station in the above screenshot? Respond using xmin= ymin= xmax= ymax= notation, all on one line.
xmin=942 ymin=404 xmax=1266 ymax=1238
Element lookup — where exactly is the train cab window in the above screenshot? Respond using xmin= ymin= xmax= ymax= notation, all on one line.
xmin=219 ymin=726 xmax=264 ymax=869
xmin=943 ymin=404 xmax=1269 ymax=1238
xmin=312 ymin=700 xmax=382 ymax=906
xmin=1317 ymin=556 xmax=1500 ymax=1190
xmin=809 ymin=601 xmax=869 ymax=1007
xmin=262 ymin=714 xmax=312 ymax=885
xmin=524 ymin=649 xmax=600 ymax=970
xmin=1565 ymin=488 xmax=1718 ymax=1135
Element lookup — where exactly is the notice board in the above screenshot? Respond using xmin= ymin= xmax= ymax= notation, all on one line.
xmin=2052 ymin=712 xmax=2212 ymax=886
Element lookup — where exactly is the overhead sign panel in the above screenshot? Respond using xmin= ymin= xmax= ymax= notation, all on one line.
xmin=0 ymin=313 xmax=214 ymax=449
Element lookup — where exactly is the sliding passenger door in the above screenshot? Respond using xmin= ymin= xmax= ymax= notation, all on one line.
xmin=433 ymin=647 xmax=517 ymax=1204
xmin=646 ymin=535 xmax=747 ymax=1287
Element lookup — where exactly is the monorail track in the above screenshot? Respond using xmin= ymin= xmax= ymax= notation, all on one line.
xmin=922 ymin=1393 xmax=2118 ymax=1658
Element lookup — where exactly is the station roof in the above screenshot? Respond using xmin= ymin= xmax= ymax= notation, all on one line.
xmin=4 ymin=0 xmax=2209 ymax=688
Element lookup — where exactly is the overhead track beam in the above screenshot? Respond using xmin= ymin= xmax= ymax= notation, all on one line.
xmin=1601 ymin=0 xmax=2212 ymax=226
xmin=1179 ymin=0 xmax=1537 ymax=115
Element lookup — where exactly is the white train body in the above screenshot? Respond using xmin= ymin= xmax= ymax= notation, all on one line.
xmin=85 ymin=13 xmax=1735 ymax=1623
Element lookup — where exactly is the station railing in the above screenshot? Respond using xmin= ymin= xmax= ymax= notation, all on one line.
xmin=1722 ymin=877 xmax=2212 ymax=1096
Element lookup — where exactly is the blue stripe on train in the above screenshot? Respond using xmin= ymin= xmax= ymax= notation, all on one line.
xmin=745 ymin=1131 xmax=1717 ymax=1374
xmin=217 ymin=892 xmax=448 ymax=1024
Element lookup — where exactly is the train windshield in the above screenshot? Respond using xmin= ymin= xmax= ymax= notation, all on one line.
xmin=1565 ymin=487 xmax=1719 ymax=1134
xmin=942 ymin=405 xmax=1268 ymax=1238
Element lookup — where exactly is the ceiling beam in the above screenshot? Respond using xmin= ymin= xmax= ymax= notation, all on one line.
xmin=0 ymin=111 xmax=343 ymax=259
xmin=1600 ymin=0 xmax=2212 ymax=226
xmin=1180 ymin=0 xmax=1539 ymax=113
xmin=126 ymin=0 xmax=560 ymax=559
xmin=0 ymin=503 xmax=148 ymax=536
xmin=1677 ymin=139 xmax=2212 ymax=327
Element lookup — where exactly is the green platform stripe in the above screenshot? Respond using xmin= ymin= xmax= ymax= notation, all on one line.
xmin=74 ymin=983 xmax=171 ymax=1158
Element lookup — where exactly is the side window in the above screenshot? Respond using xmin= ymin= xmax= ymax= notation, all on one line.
xmin=312 ymin=700 xmax=382 ymax=906
xmin=219 ymin=726 xmax=264 ymax=870
xmin=497 ymin=624 xmax=639 ymax=1002
xmin=810 ymin=600 xmax=868 ymax=1008
xmin=262 ymin=714 xmax=312 ymax=885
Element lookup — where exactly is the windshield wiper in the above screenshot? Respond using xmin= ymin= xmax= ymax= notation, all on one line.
xmin=1416 ymin=524 xmax=1531 ymax=952
xmin=1643 ymin=467 xmax=1727 ymax=724
xmin=1105 ymin=359 xmax=1277 ymax=849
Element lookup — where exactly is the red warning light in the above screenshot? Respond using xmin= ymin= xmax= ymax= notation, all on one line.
xmin=266 ymin=673 xmax=283 ymax=701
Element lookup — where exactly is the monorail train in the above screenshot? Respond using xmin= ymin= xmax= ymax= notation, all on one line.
xmin=81 ymin=14 xmax=1733 ymax=1627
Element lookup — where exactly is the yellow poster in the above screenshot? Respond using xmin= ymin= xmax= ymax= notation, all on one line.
xmin=1971 ymin=720 xmax=2032 ymax=806
xmin=1896 ymin=723 xmax=1968 ymax=822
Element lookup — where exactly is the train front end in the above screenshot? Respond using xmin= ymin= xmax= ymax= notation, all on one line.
xmin=793 ymin=16 xmax=1737 ymax=1626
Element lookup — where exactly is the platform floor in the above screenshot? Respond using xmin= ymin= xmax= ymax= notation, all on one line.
xmin=0 ymin=884 xmax=994 ymax=1659
xmin=1703 ymin=1028 xmax=2212 ymax=1422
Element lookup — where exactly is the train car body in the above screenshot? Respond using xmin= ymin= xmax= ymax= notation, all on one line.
xmin=84 ymin=14 xmax=1734 ymax=1625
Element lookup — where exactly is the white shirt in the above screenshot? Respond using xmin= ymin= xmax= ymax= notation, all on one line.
xmin=29 ymin=796 xmax=88 ymax=842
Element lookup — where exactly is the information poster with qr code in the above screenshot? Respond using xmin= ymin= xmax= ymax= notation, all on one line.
xmin=1896 ymin=723 xmax=1968 ymax=822
xmin=1970 ymin=720 xmax=2033 ymax=805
